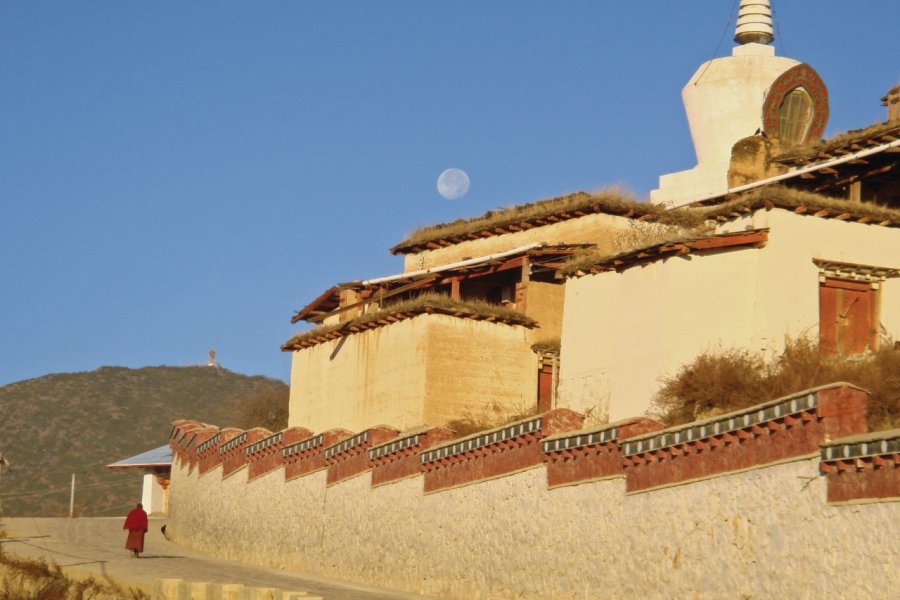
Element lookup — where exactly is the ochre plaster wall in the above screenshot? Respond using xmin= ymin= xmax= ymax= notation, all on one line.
xmin=422 ymin=315 xmax=536 ymax=425
xmin=523 ymin=280 xmax=565 ymax=342
xmin=167 ymin=456 xmax=898 ymax=599
xmin=288 ymin=317 xmax=429 ymax=433
xmin=289 ymin=314 xmax=538 ymax=432
xmin=401 ymin=212 xmax=633 ymax=271
xmin=559 ymin=210 xmax=900 ymax=422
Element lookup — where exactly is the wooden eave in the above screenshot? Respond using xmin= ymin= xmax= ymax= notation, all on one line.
xmin=774 ymin=149 xmax=899 ymax=196
xmin=290 ymin=244 xmax=592 ymax=324
xmin=281 ymin=303 xmax=537 ymax=351
xmin=705 ymin=195 xmax=900 ymax=229
xmin=567 ymin=229 xmax=769 ymax=277
xmin=390 ymin=194 xmax=655 ymax=255
xmin=775 ymin=123 xmax=900 ymax=167
xmin=291 ymin=286 xmax=339 ymax=324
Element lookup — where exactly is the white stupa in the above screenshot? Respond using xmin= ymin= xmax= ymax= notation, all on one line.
xmin=650 ymin=1 xmax=814 ymax=207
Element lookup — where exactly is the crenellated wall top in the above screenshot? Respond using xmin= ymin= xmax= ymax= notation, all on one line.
xmin=246 ymin=431 xmax=282 ymax=456
xmin=820 ymin=428 xmax=900 ymax=463
xmin=621 ymin=382 xmax=866 ymax=457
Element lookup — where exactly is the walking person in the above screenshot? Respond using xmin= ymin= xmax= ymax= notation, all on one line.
xmin=123 ymin=503 xmax=148 ymax=558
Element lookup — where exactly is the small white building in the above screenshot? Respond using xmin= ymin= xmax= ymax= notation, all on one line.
xmin=107 ymin=445 xmax=171 ymax=515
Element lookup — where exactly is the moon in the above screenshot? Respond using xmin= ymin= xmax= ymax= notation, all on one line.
xmin=437 ymin=168 xmax=470 ymax=200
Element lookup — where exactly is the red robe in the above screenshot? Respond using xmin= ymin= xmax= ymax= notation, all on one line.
xmin=123 ymin=507 xmax=148 ymax=553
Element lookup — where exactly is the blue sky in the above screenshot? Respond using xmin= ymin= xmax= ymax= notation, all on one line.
xmin=2 ymin=2 xmax=898 ymax=386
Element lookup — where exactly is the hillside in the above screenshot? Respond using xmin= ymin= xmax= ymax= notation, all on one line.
xmin=0 ymin=366 xmax=287 ymax=518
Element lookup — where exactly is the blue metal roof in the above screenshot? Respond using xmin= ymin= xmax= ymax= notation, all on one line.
xmin=107 ymin=445 xmax=172 ymax=468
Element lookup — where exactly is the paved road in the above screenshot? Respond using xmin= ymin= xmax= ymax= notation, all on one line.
xmin=1 ymin=517 xmax=439 ymax=600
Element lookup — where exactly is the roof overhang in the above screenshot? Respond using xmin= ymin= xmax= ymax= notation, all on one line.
xmin=565 ymin=229 xmax=769 ymax=277
xmin=107 ymin=445 xmax=172 ymax=469
xmin=283 ymin=296 xmax=538 ymax=352
xmin=390 ymin=190 xmax=655 ymax=254
xmin=291 ymin=243 xmax=592 ymax=324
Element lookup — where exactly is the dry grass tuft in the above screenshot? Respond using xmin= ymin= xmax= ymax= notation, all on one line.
xmin=651 ymin=336 xmax=900 ymax=431
xmin=0 ymin=542 xmax=148 ymax=600
xmin=531 ymin=337 xmax=561 ymax=354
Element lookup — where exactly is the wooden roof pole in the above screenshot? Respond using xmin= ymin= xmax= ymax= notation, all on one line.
xmin=307 ymin=275 xmax=438 ymax=324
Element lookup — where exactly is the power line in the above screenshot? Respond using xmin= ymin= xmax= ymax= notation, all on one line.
xmin=0 ymin=475 xmax=144 ymax=500
xmin=81 ymin=500 xmax=144 ymax=517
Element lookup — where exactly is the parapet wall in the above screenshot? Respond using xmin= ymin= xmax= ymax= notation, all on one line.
xmin=166 ymin=383 xmax=899 ymax=599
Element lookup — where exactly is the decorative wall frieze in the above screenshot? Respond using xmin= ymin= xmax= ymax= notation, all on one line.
xmin=368 ymin=426 xmax=456 ymax=487
xmin=813 ymin=258 xmax=900 ymax=287
xmin=820 ymin=429 xmax=900 ymax=503
xmin=369 ymin=433 xmax=420 ymax=461
xmin=622 ymin=383 xmax=868 ymax=493
xmin=168 ymin=383 xmax=887 ymax=505
xmin=219 ymin=432 xmax=248 ymax=455
xmin=421 ymin=417 xmax=543 ymax=465
xmin=325 ymin=426 xmax=399 ymax=485
xmin=246 ymin=432 xmax=283 ymax=456
xmin=283 ymin=433 xmax=324 ymax=458
xmin=542 ymin=417 xmax=665 ymax=487
xmin=196 ymin=433 xmax=221 ymax=455
xmin=283 ymin=429 xmax=353 ymax=480
xmin=421 ymin=409 xmax=584 ymax=493
xmin=324 ymin=431 xmax=368 ymax=460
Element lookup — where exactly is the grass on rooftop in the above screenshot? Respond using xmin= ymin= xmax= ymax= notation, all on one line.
xmin=283 ymin=293 xmax=536 ymax=349
xmin=393 ymin=187 xmax=652 ymax=251
xmin=560 ymin=185 xmax=900 ymax=276
xmin=705 ymin=185 xmax=900 ymax=222
xmin=777 ymin=120 xmax=900 ymax=162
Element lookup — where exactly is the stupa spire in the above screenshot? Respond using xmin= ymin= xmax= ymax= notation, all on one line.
xmin=734 ymin=0 xmax=774 ymax=45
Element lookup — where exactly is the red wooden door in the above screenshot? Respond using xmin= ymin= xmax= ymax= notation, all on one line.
xmin=819 ymin=279 xmax=876 ymax=355
xmin=537 ymin=364 xmax=554 ymax=412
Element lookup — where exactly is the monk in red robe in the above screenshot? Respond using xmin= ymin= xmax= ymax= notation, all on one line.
xmin=123 ymin=503 xmax=148 ymax=558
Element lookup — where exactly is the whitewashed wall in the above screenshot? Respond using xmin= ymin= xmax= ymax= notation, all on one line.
xmin=167 ymin=457 xmax=898 ymax=599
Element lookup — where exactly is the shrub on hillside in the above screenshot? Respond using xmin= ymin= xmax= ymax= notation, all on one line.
xmin=236 ymin=388 xmax=289 ymax=431
xmin=651 ymin=337 xmax=900 ymax=431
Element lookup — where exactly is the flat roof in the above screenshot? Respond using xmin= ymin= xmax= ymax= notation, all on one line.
xmin=107 ymin=444 xmax=172 ymax=469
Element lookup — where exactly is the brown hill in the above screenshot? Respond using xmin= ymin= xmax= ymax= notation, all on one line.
xmin=0 ymin=366 xmax=287 ymax=517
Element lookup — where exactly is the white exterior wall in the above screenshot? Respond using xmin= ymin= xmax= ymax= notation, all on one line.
xmin=167 ymin=457 xmax=899 ymax=599
xmin=651 ymin=44 xmax=799 ymax=206
xmin=141 ymin=471 xmax=166 ymax=515
xmin=559 ymin=210 xmax=900 ymax=422
xmin=725 ymin=209 xmax=900 ymax=347
xmin=559 ymin=244 xmax=760 ymax=422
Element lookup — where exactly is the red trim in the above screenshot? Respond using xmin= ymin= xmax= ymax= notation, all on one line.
xmin=762 ymin=63 xmax=829 ymax=145
xmin=575 ymin=229 xmax=768 ymax=275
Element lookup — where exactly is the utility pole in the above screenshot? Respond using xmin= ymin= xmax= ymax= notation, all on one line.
xmin=69 ymin=473 xmax=75 ymax=518
xmin=0 ymin=453 xmax=8 ymax=516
